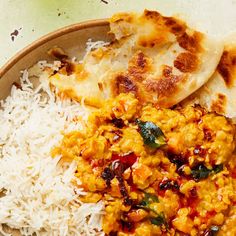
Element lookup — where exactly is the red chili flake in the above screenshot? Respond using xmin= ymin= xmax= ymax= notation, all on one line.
xmin=91 ymin=159 xmax=104 ymax=168
xmin=201 ymin=212 xmax=218 ymax=231
xmin=193 ymin=145 xmax=206 ymax=157
xmin=159 ymin=178 xmax=179 ymax=191
xmin=126 ymin=172 xmax=138 ymax=192
xmin=231 ymin=169 xmax=236 ymax=179
xmin=176 ymin=164 xmax=188 ymax=177
xmin=112 ymin=160 xmax=126 ymax=176
xmin=111 ymin=118 xmax=125 ymax=128
xmin=203 ymin=128 xmax=213 ymax=141
xmin=189 ymin=209 xmax=198 ymax=219
xmin=167 ymin=151 xmax=188 ymax=169
xmin=101 ymin=167 xmax=115 ymax=187
xmin=226 ymin=164 xmax=236 ymax=179
xmin=109 ymin=232 xmax=118 ymax=236
xmin=205 ymin=210 xmax=216 ymax=219
xmin=101 ymin=153 xmax=137 ymax=205
xmin=116 ymin=172 xmax=133 ymax=206
xmin=173 ymin=230 xmax=191 ymax=236
xmin=120 ymin=220 xmax=135 ymax=233
xmin=189 ymin=187 xmax=198 ymax=198
xmin=111 ymin=154 xmax=137 ymax=205
xmin=112 ymin=152 xmax=138 ymax=169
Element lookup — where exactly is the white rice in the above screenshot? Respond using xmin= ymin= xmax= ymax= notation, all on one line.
xmin=85 ymin=39 xmax=110 ymax=54
xmin=0 ymin=65 xmax=104 ymax=236
xmin=79 ymin=39 xmax=110 ymax=63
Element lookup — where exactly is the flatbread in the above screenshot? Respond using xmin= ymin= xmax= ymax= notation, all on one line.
xmin=50 ymin=10 xmax=223 ymax=108
xmin=187 ymin=33 xmax=236 ymax=121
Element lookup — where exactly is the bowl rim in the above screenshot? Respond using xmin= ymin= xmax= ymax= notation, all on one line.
xmin=0 ymin=19 xmax=109 ymax=78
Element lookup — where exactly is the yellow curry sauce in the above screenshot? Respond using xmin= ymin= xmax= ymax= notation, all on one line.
xmin=52 ymin=93 xmax=236 ymax=236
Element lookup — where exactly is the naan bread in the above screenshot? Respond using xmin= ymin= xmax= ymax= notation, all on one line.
xmin=187 ymin=33 xmax=236 ymax=121
xmin=50 ymin=10 xmax=223 ymax=108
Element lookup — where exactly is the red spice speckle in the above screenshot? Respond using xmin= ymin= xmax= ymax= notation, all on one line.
xmin=203 ymin=210 xmax=217 ymax=223
xmin=177 ymin=186 xmax=199 ymax=219
xmin=229 ymin=167 xmax=236 ymax=179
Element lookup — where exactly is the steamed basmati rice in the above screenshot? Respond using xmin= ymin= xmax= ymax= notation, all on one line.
xmin=0 ymin=66 xmax=104 ymax=236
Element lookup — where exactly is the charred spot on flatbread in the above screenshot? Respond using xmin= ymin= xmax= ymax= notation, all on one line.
xmin=112 ymin=74 xmax=137 ymax=95
xmin=177 ymin=32 xmax=203 ymax=53
xmin=174 ymin=52 xmax=198 ymax=73
xmin=164 ymin=17 xmax=186 ymax=35
xmin=144 ymin=66 xmax=182 ymax=97
xmin=217 ymin=49 xmax=236 ymax=88
xmin=210 ymin=93 xmax=227 ymax=114
xmin=128 ymin=52 xmax=151 ymax=81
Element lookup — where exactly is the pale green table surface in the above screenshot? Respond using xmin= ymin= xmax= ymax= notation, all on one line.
xmin=1 ymin=0 xmax=236 ymax=68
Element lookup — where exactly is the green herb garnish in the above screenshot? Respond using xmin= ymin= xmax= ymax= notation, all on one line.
xmin=150 ymin=212 xmax=168 ymax=228
xmin=136 ymin=119 xmax=166 ymax=148
xmin=213 ymin=164 xmax=223 ymax=174
xmin=137 ymin=193 xmax=168 ymax=228
xmin=139 ymin=192 xmax=159 ymax=207
xmin=191 ymin=164 xmax=223 ymax=181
